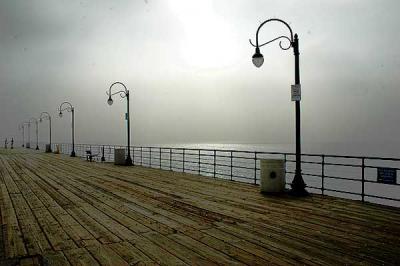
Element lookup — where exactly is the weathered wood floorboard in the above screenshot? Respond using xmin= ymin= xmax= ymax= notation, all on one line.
xmin=0 ymin=149 xmax=399 ymax=265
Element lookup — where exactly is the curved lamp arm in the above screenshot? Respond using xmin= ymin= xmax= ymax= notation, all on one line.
xmin=20 ymin=121 xmax=29 ymax=128
xmin=59 ymin=102 xmax=74 ymax=113
xmin=29 ymin=117 xmax=38 ymax=125
xmin=249 ymin=18 xmax=294 ymax=50
xmin=39 ymin=112 xmax=51 ymax=122
xmin=106 ymin=81 xmax=129 ymax=99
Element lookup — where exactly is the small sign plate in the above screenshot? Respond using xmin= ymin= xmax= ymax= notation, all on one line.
xmin=291 ymin=84 xmax=301 ymax=101
xmin=377 ymin=167 xmax=397 ymax=184
xmin=125 ymin=113 xmax=128 ymax=120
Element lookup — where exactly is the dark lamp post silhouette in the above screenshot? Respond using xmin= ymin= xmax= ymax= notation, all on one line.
xmin=250 ymin=18 xmax=307 ymax=196
xmin=58 ymin=102 xmax=75 ymax=157
xmin=19 ymin=123 xmax=27 ymax=147
xmin=29 ymin=117 xmax=40 ymax=150
xmin=106 ymin=81 xmax=133 ymax=166
xmin=39 ymin=112 xmax=52 ymax=153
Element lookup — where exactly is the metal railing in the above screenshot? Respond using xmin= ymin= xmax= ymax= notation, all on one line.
xmin=38 ymin=142 xmax=400 ymax=207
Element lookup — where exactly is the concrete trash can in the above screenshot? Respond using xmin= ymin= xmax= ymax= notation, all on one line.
xmin=54 ymin=144 xmax=60 ymax=154
xmin=260 ymin=159 xmax=286 ymax=193
xmin=114 ymin=148 xmax=126 ymax=165
xmin=26 ymin=142 xmax=30 ymax=149
xmin=45 ymin=144 xmax=51 ymax=153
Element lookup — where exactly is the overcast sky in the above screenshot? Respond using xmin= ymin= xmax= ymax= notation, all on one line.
xmin=1 ymin=0 xmax=399 ymax=155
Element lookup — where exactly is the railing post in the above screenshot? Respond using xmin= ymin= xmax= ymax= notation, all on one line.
xmin=284 ymin=153 xmax=287 ymax=188
xmin=230 ymin=151 xmax=233 ymax=181
xmin=321 ymin=155 xmax=325 ymax=195
xmin=213 ymin=150 xmax=216 ymax=178
xmin=198 ymin=150 xmax=201 ymax=175
xmin=132 ymin=146 xmax=135 ymax=166
xmin=159 ymin=147 xmax=162 ymax=169
xmin=254 ymin=152 xmax=257 ymax=185
xmin=361 ymin=157 xmax=365 ymax=202
xmin=101 ymin=146 xmax=105 ymax=162
xmin=141 ymin=146 xmax=143 ymax=166
xmin=169 ymin=148 xmax=172 ymax=171
xmin=149 ymin=147 xmax=152 ymax=167
xmin=183 ymin=148 xmax=185 ymax=173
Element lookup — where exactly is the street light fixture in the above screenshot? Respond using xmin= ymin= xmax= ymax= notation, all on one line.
xmin=106 ymin=81 xmax=133 ymax=166
xmin=58 ymin=102 xmax=76 ymax=157
xmin=18 ymin=122 xmax=28 ymax=147
xmin=39 ymin=112 xmax=52 ymax=153
xmin=250 ymin=18 xmax=307 ymax=196
xmin=29 ymin=117 xmax=40 ymax=150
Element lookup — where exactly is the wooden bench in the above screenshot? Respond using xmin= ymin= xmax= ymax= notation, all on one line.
xmin=85 ymin=150 xmax=99 ymax=162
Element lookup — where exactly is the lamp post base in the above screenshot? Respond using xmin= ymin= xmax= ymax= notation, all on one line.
xmin=289 ymin=172 xmax=308 ymax=196
xmin=35 ymin=146 xmax=39 ymax=150
xmin=125 ymin=156 xmax=133 ymax=166
xmin=70 ymin=151 xmax=76 ymax=157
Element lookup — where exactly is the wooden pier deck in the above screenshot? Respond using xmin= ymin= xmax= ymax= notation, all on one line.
xmin=0 ymin=149 xmax=399 ymax=265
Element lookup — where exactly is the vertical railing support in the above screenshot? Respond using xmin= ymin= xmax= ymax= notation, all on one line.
xmin=159 ymin=147 xmax=162 ymax=169
xmin=361 ymin=157 xmax=365 ymax=202
xmin=198 ymin=150 xmax=201 ymax=175
xmin=132 ymin=146 xmax=135 ymax=166
xmin=149 ymin=147 xmax=152 ymax=167
xmin=321 ymin=155 xmax=325 ymax=195
xmin=213 ymin=150 xmax=216 ymax=178
xmin=230 ymin=151 xmax=233 ymax=181
xmin=169 ymin=148 xmax=172 ymax=171
xmin=183 ymin=148 xmax=185 ymax=173
xmin=284 ymin=154 xmax=288 ymax=188
xmin=101 ymin=146 xmax=105 ymax=162
xmin=254 ymin=152 xmax=257 ymax=185
xmin=141 ymin=146 xmax=143 ymax=166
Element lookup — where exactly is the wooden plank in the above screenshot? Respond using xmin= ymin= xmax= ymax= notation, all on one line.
xmin=167 ymin=233 xmax=242 ymax=266
xmin=0 ymin=150 xmax=399 ymax=265
xmin=66 ymin=207 xmax=121 ymax=244
xmin=129 ymin=236 xmax=187 ymax=265
xmin=107 ymin=241 xmax=154 ymax=265
xmin=43 ymin=251 xmax=71 ymax=265
xmin=0 ymin=184 xmax=27 ymax=258
xmin=86 ymin=244 xmax=129 ymax=266
xmin=63 ymin=248 xmax=100 ymax=266
xmin=32 ymin=153 xmax=400 ymax=262
xmin=142 ymin=231 xmax=216 ymax=265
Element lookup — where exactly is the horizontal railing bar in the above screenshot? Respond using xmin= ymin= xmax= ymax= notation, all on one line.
xmin=49 ymin=142 xmax=400 ymax=207
xmin=364 ymin=194 xmax=400 ymax=202
xmin=54 ymin=142 xmax=400 ymax=161
xmin=324 ymin=188 xmax=362 ymax=196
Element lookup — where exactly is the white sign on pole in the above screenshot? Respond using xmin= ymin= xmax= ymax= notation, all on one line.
xmin=291 ymin=84 xmax=301 ymax=101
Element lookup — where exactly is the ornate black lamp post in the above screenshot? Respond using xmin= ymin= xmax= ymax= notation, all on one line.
xmin=26 ymin=121 xmax=31 ymax=148
xmin=58 ymin=102 xmax=75 ymax=157
xmin=29 ymin=117 xmax=40 ymax=150
xmin=250 ymin=18 xmax=307 ymax=196
xmin=18 ymin=123 xmax=27 ymax=147
xmin=106 ymin=82 xmax=133 ymax=166
xmin=39 ymin=112 xmax=52 ymax=153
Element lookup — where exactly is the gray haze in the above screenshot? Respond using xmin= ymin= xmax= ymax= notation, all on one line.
xmin=1 ymin=0 xmax=400 ymax=156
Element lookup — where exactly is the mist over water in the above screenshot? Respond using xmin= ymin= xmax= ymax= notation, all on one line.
xmin=151 ymin=142 xmax=399 ymax=158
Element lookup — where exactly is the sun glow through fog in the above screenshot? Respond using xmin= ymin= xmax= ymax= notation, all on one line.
xmin=168 ymin=0 xmax=239 ymax=70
